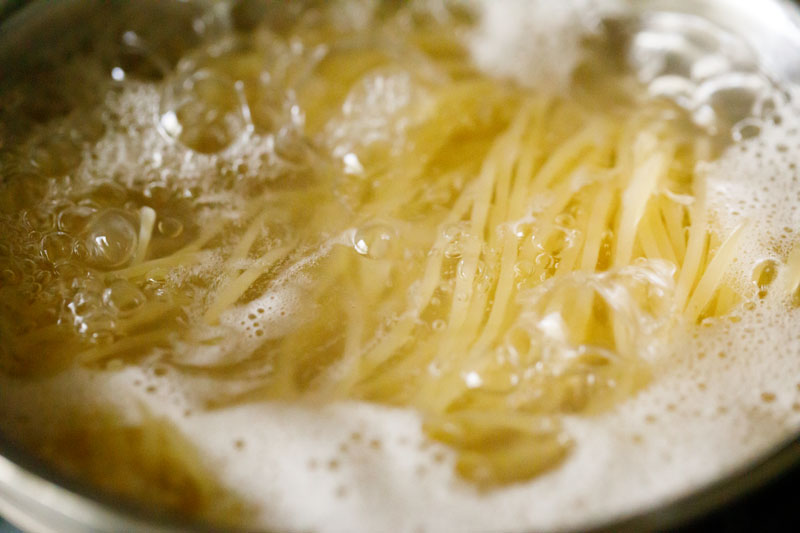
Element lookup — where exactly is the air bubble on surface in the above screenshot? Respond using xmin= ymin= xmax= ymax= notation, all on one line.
xmin=82 ymin=208 xmax=139 ymax=269
xmin=353 ymin=222 xmax=395 ymax=260
xmin=160 ymin=70 xmax=247 ymax=154
xmin=327 ymin=66 xmax=433 ymax=158
xmin=40 ymin=232 xmax=76 ymax=263
xmin=103 ymin=279 xmax=147 ymax=316
xmin=157 ymin=217 xmax=185 ymax=239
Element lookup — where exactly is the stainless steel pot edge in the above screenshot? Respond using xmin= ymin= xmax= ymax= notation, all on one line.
xmin=579 ymin=433 xmax=800 ymax=533
xmin=0 ymin=432 xmax=227 ymax=533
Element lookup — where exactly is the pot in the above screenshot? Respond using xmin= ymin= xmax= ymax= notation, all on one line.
xmin=2 ymin=1 xmax=800 ymax=532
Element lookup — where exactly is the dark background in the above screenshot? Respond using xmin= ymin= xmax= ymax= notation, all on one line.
xmin=673 ymin=462 xmax=800 ymax=533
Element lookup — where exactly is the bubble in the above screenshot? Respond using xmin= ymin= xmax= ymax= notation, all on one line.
xmin=103 ymin=279 xmax=147 ymax=316
xmin=353 ymin=222 xmax=395 ymax=259
xmin=68 ymin=289 xmax=119 ymax=341
xmin=160 ymin=70 xmax=246 ymax=154
xmin=732 ymin=118 xmax=762 ymax=142
xmin=328 ymin=67 xmax=423 ymax=155
xmin=791 ymin=285 xmax=800 ymax=308
xmin=442 ymin=223 xmax=471 ymax=259
xmin=72 ymin=239 xmax=90 ymax=263
xmin=535 ymin=252 xmax=554 ymax=270
xmin=476 ymin=275 xmax=494 ymax=294
xmin=0 ymin=267 xmax=21 ymax=286
xmin=147 ymin=267 xmax=169 ymax=283
xmin=751 ymin=259 xmax=778 ymax=288
xmin=157 ymin=217 xmax=184 ymax=238
xmin=58 ymin=205 xmax=97 ymax=234
xmin=89 ymin=182 xmax=129 ymax=208
xmin=694 ymin=74 xmax=767 ymax=132
xmin=54 ymin=261 xmax=82 ymax=280
xmin=89 ymin=326 xmax=116 ymax=345
xmin=514 ymin=260 xmax=534 ymax=280
xmin=34 ymin=270 xmax=53 ymax=285
xmin=40 ymin=232 xmax=76 ymax=263
xmin=456 ymin=257 xmax=480 ymax=280
xmin=82 ymin=209 xmax=138 ymax=269
xmin=443 ymin=242 xmax=464 ymax=260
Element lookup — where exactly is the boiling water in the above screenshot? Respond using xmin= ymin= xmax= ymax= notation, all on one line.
xmin=2 ymin=1 xmax=800 ymax=532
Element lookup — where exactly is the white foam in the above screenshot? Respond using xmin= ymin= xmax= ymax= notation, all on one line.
xmin=469 ymin=0 xmax=605 ymax=91
xmin=5 ymin=302 xmax=800 ymax=533
xmin=705 ymin=87 xmax=800 ymax=285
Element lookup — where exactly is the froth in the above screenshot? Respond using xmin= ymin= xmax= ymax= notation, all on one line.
xmin=469 ymin=0 xmax=604 ymax=91
xmin=190 ymin=3 xmax=800 ymax=531
xmin=5 ymin=300 xmax=800 ymax=533
xmin=150 ymin=302 xmax=800 ymax=533
xmin=705 ymin=87 xmax=800 ymax=281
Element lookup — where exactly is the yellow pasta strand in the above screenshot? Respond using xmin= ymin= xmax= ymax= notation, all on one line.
xmin=685 ymin=222 xmax=749 ymax=322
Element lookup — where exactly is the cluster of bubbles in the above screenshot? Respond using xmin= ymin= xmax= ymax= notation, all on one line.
xmin=0 ymin=0 xmax=216 ymax=306
xmin=471 ymin=0 xmax=783 ymax=150
xmin=628 ymin=10 xmax=780 ymax=143
xmin=0 ymin=0 xmax=340 ymax=350
xmin=157 ymin=27 xmax=305 ymax=156
xmin=352 ymin=221 xmax=396 ymax=260
xmin=454 ymin=259 xmax=676 ymax=412
xmin=2 ymin=0 xmax=477 ymax=369
xmin=0 ymin=177 xmax=196 ymax=342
